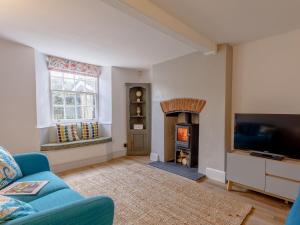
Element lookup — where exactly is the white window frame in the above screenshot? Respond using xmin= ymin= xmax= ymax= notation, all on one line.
xmin=49 ymin=71 xmax=99 ymax=123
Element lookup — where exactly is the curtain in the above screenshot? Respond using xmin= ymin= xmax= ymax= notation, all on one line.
xmin=47 ymin=55 xmax=101 ymax=77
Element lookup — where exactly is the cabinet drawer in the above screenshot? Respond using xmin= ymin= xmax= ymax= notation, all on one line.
xmin=265 ymin=175 xmax=300 ymax=200
xmin=266 ymin=159 xmax=300 ymax=181
xmin=227 ymin=153 xmax=265 ymax=191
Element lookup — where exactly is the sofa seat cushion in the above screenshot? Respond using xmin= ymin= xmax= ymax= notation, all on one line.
xmin=7 ymin=171 xmax=68 ymax=202
xmin=29 ymin=189 xmax=84 ymax=211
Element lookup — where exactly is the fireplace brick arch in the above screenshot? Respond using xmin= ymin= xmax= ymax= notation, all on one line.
xmin=160 ymin=98 xmax=206 ymax=114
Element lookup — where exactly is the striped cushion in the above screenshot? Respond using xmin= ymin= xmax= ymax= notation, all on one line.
xmin=81 ymin=122 xmax=100 ymax=140
xmin=56 ymin=124 xmax=80 ymax=143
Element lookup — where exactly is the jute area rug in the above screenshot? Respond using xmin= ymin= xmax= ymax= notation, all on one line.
xmin=65 ymin=163 xmax=252 ymax=225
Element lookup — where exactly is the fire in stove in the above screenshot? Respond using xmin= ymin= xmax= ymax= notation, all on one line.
xmin=177 ymin=127 xmax=189 ymax=142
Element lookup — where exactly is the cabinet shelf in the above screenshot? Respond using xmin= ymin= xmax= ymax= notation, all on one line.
xmin=130 ymin=115 xmax=145 ymax=118
xmin=176 ymin=148 xmax=191 ymax=152
xmin=131 ymin=101 xmax=145 ymax=104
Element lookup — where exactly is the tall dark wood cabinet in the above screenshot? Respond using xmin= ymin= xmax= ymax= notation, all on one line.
xmin=126 ymin=83 xmax=151 ymax=155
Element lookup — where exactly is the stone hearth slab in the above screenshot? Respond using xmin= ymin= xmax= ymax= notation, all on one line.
xmin=149 ymin=161 xmax=205 ymax=181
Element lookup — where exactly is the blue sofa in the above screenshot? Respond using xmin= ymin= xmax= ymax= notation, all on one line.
xmin=286 ymin=189 xmax=300 ymax=225
xmin=4 ymin=152 xmax=114 ymax=225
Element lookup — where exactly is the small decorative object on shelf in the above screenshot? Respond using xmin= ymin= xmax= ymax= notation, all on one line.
xmin=133 ymin=124 xmax=144 ymax=130
xmin=136 ymin=90 xmax=142 ymax=102
xmin=136 ymin=106 xmax=141 ymax=116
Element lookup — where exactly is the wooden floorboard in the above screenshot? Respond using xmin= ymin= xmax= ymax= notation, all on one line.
xmin=59 ymin=156 xmax=290 ymax=225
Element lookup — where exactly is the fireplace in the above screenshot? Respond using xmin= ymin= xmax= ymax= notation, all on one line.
xmin=160 ymin=98 xmax=206 ymax=169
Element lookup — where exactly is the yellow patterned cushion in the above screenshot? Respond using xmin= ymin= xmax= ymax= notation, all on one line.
xmin=56 ymin=124 xmax=80 ymax=143
xmin=81 ymin=122 xmax=100 ymax=140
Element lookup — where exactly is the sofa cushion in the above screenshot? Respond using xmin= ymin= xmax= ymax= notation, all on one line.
xmin=0 ymin=146 xmax=23 ymax=189
xmin=56 ymin=124 xmax=80 ymax=143
xmin=29 ymin=189 xmax=84 ymax=211
xmin=7 ymin=171 xmax=68 ymax=202
xmin=81 ymin=122 xmax=100 ymax=140
xmin=0 ymin=195 xmax=36 ymax=223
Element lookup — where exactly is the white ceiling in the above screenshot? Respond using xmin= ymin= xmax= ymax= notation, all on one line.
xmin=151 ymin=0 xmax=300 ymax=44
xmin=1 ymin=0 xmax=300 ymax=68
xmin=0 ymin=0 xmax=194 ymax=69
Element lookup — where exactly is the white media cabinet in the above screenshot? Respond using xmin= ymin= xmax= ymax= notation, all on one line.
xmin=227 ymin=150 xmax=300 ymax=202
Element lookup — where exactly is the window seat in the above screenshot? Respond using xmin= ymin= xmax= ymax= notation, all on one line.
xmin=40 ymin=137 xmax=112 ymax=151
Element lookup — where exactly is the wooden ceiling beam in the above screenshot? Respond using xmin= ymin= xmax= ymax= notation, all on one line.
xmin=104 ymin=0 xmax=217 ymax=53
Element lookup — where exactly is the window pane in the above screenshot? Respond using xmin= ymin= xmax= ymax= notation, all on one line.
xmin=75 ymin=79 xmax=86 ymax=92
xmin=76 ymin=94 xmax=86 ymax=106
xmin=53 ymin=107 xmax=64 ymax=120
xmin=51 ymin=71 xmax=63 ymax=77
xmin=75 ymin=74 xmax=86 ymax=80
xmin=52 ymin=92 xmax=64 ymax=105
xmin=65 ymin=93 xmax=75 ymax=106
xmin=85 ymin=107 xmax=95 ymax=119
xmin=64 ymin=73 xmax=74 ymax=79
xmin=65 ymin=107 xmax=75 ymax=119
xmin=86 ymin=94 xmax=95 ymax=106
xmin=93 ymin=107 xmax=96 ymax=118
xmin=51 ymin=72 xmax=98 ymax=122
xmin=51 ymin=77 xmax=63 ymax=90
xmin=86 ymin=78 xmax=96 ymax=93
xmin=64 ymin=78 xmax=75 ymax=91
xmin=77 ymin=106 xmax=84 ymax=119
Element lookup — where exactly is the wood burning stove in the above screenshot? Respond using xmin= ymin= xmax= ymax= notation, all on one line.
xmin=176 ymin=124 xmax=190 ymax=148
xmin=175 ymin=123 xmax=199 ymax=167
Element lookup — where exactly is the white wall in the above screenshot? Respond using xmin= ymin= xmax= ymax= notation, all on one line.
xmin=35 ymin=51 xmax=51 ymax=128
xmin=99 ymin=67 xmax=112 ymax=125
xmin=98 ymin=66 xmax=113 ymax=137
xmin=233 ymin=29 xmax=300 ymax=114
xmin=46 ymin=142 xmax=116 ymax=172
xmin=151 ymin=45 xmax=232 ymax=175
xmin=0 ymin=39 xmax=40 ymax=153
xmin=111 ymin=67 xmax=143 ymax=153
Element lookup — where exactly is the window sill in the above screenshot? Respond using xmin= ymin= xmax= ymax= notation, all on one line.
xmin=40 ymin=137 xmax=112 ymax=151
xmin=50 ymin=119 xmax=98 ymax=125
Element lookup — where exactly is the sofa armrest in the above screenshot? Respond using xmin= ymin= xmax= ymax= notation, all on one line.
xmin=285 ymin=192 xmax=300 ymax=225
xmin=13 ymin=152 xmax=50 ymax=176
xmin=6 ymin=196 xmax=114 ymax=225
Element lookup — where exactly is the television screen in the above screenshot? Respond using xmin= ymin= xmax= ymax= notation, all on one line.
xmin=234 ymin=114 xmax=300 ymax=159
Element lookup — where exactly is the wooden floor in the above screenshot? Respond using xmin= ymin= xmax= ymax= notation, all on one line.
xmin=59 ymin=156 xmax=290 ymax=225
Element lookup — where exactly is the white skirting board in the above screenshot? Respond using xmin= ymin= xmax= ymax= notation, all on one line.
xmin=206 ymin=167 xmax=226 ymax=183
xmin=51 ymin=150 xmax=126 ymax=173
xmin=150 ymin=152 xmax=159 ymax=161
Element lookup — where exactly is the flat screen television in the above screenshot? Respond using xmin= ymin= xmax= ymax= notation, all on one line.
xmin=234 ymin=113 xmax=300 ymax=159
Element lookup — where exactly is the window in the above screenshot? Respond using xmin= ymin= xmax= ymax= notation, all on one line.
xmin=50 ymin=71 xmax=98 ymax=121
